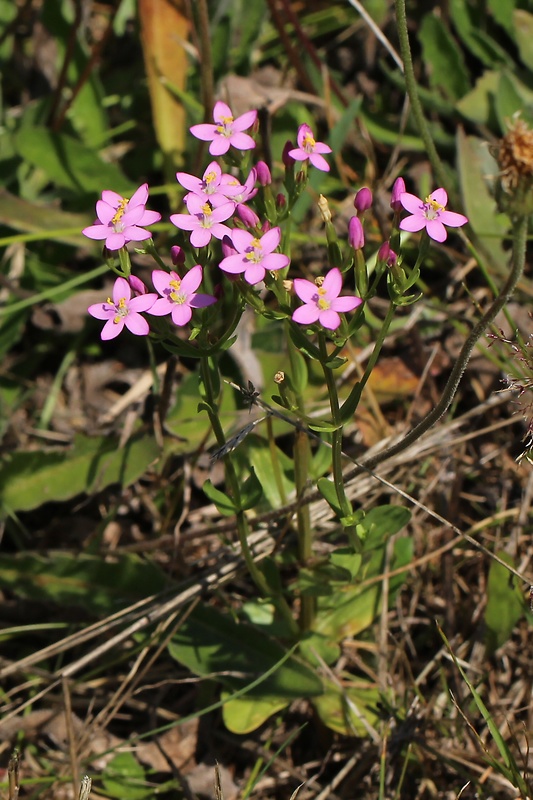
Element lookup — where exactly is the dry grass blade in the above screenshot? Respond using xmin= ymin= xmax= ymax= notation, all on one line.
xmin=8 ymin=750 xmax=19 ymax=800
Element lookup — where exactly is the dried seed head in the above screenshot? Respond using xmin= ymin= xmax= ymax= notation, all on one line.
xmin=494 ymin=115 xmax=533 ymax=215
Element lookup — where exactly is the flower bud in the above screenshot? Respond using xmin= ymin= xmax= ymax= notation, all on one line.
xmin=236 ymin=203 xmax=260 ymax=228
xmin=348 ymin=216 xmax=364 ymax=250
xmin=354 ymin=187 xmax=372 ymax=213
xmin=282 ymin=141 xmax=295 ymax=167
xmin=129 ymin=275 xmax=147 ymax=295
xmin=170 ymin=245 xmax=185 ymax=266
xmin=255 ymin=160 xmax=272 ymax=186
xmin=221 ymin=235 xmax=237 ymax=259
xmin=276 ymin=193 xmax=286 ymax=210
xmin=378 ymin=242 xmax=398 ymax=267
xmin=390 ymin=177 xmax=406 ymax=212
xmin=318 ymin=194 xmax=331 ymax=223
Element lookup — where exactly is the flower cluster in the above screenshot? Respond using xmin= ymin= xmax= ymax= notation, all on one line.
xmin=84 ymin=103 xmax=469 ymax=342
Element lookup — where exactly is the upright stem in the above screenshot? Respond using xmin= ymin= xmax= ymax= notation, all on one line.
xmin=200 ymin=357 xmax=299 ymax=637
xmin=394 ymin=0 xmax=449 ymax=193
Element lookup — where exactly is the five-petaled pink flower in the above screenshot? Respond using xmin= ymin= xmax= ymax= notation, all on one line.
xmin=190 ymin=101 xmax=257 ymax=156
xmin=219 ymin=227 xmax=290 ymax=285
xmin=292 ymin=268 xmax=362 ymax=331
xmin=149 ymin=266 xmax=217 ymax=326
xmin=83 ymin=184 xmax=161 ymax=251
xmin=87 ymin=277 xmax=157 ymax=340
xmin=399 ymin=188 xmax=468 ymax=242
xmin=170 ymin=195 xmax=234 ymax=248
xmin=288 ymin=124 xmax=332 ymax=172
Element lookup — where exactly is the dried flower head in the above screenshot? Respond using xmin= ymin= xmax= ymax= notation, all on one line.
xmin=494 ymin=116 xmax=533 ymax=215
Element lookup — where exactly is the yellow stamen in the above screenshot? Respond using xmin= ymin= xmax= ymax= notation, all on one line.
xmin=317 ymin=298 xmax=330 ymax=311
xmin=201 ymin=203 xmax=213 ymax=216
xmin=205 ymin=171 xmax=216 ymax=184
xmin=111 ymin=197 xmax=129 ymax=225
xmin=169 ymin=278 xmax=181 ymax=291
xmin=425 ymin=195 xmax=445 ymax=212
xmin=303 ymin=132 xmax=316 ymax=149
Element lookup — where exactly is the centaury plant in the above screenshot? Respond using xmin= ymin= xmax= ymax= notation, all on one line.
xmin=81 ymin=100 xmax=480 ymax=735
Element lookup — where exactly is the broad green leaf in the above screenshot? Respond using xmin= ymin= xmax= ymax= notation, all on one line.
xmin=202 ymin=479 xmax=237 ymax=516
xmin=513 ymin=10 xmax=533 ymax=71
xmin=449 ymin=0 xmax=513 ymax=66
xmin=168 ymin=604 xmax=323 ymax=704
xmin=298 ymin=632 xmax=340 ymax=668
xmin=456 ymin=71 xmax=500 ymax=127
xmin=231 ymin=0 xmax=268 ymax=73
xmin=419 ymin=14 xmax=469 ymax=100
xmin=361 ymin=505 xmax=411 ymax=551
xmin=312 ymin=678 xmax=380 ymax=737
xmin=485 ymin=552 xmax=525 ymax=653
xmin=244 ymin=435 xmax=294 ymax=509
xmin=240 ymin=467 xmax=264 ymax=511
xmin=0 ymin=433 xmax=159 ymax=514
xmin=221 ymin=692 xmax=290 ymax=735
xmin=317 ymin=476 xmax=344 ymax=519
xmin=488 ymin=0 xmax=516 ymax=34
xmin=330 ymin=548 xmax=362 ymax=582
xmin=12 ymin=126 xmax=134 ymax=196
xmin=102 ymin=752 xmax=151 ymax=800
xmin=456 ymin=130 xmax=510 ymax=270
xmin=495 ymin=71 xmax=533 ymax=131
xmin=0 ymin=189 xmax=91 ymax=247
xmin=0 ymin=552 xmax=169 ymax=614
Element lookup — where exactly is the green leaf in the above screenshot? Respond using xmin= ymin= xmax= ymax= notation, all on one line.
xmin=0 ymin=433 xmax=159 ymax=514
xmin=488 ymin=0 xmax=516 ymax=34
xmin=329 ymin=548 xmax=362 ymax=582
xmin=240 ymin=467 xmax=264 ymax=511
xmin=202 ymin=479 xmax=237 ymax=516
xmin=513 ymin=10 xmax=533 ymax=71
xmin=0 ymin=189 xmax=91 ymax=247
xmin=456 ymin=130 xmax=510 ymax=269
xmin=0 ymin=552 xmax=169 ymax=615
xmin=221 ymin=692 xmax=290 ymax=735
xmin=419 ymin=14 xmax=469 ymax=100
xmin=244 ymin=434 xmax=294 ymax=509
xmin=312 ymin=678 xmax=380 ymax=737
xmin=495 ymin=71 xmax=533 ymax=131
xmin=449 ymin=0 xmax=513 ymax=66
xmin=317 ymin=476 xmax=344 ymax=519
xmin=102 ymin=752 xmax=151 ymax=800
xmin=485 ymin=552 xmax=525 ymax=653
xmin=456 ymin=70 xmax=500 ymax=127
xmin=361 ymin=505 xmax=411 ymax=551
xmin=168 ymin=605 xmax=323 ymax=732
xmin=12 ymin=126 xmax=135 ymax=196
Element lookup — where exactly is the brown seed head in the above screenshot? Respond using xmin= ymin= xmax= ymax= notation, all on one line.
xmin=494 ymin=116 xmax=533 ymax=215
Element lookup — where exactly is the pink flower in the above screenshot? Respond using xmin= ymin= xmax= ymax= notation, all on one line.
xmin=348 ymin=216 xmax=364 ymax=250
xmin=292 ymin=268 xmax=362 ymax=331
xmin=399 ymin=188 xmax=468 ymax=242
xmin=82 ymin=184 xmax=161 ymax=251
xmin=190 ymin=101 xmax=257 ymax=156
xmin=148 ymin=265 xmax=216 ymax=326
xmin=170 ymin=195 xmax=234 ymax=247
xmin=87 ymin=277 xmax=157 ymax=340
xmin=219 ymin=227 xmax=290 ymax=285
xmin=288 ymin=124 xmax=332 ymax=172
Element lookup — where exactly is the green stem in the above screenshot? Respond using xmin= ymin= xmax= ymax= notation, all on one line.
xmin=199 ymin=357 xmax=299 ymax=637
xmin=318 ymin=333 xmax=351 ymax=519
xmin=286 ymin=329 xmax=315 ymax=630
xmin=394 ymin=0 xmax=449 ymax=192
xmin=341 ymin=302 xmax=396 ymax=421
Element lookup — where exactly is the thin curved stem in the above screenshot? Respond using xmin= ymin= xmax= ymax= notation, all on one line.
xmin=358 ymin=215 xmax=528 ymax=474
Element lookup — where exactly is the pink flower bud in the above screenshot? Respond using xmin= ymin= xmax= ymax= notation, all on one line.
xmin=276 ymin=193 xmax=286 ymax=210
xmin=236 ymin=203 xmax=260 ymax=227
xmin=390 ymin=177 xmax=406 ymax=212
xmin=261 ymin=219 xmax=272 ymax=233
xmin=378 ymin=242 xmax=398 ymax=267
xmin=129 ymin=275 xmax=147 ymax=295
xmin=255 ymin=160 xmax=272 ymax=186
xmin=348 ymin=216 xmax=364 ymax=250
xmin=282 ymin=141 xmax=295 ymax=167
xmin=221 ymin=235 xmax=237 ymax=259
xmin=170 ymin=245 xmax=185 ymax=266
xmin=354 ymin=187 xmax=372 ymax=213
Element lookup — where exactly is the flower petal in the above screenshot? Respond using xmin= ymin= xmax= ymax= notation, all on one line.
xmin=319 ymin=309 xmax=341 ymax=330
xmin=292 ymin=304 xmax=320 ymax=325
xmin=101 ymin=318 xmax=124 ymax=340
xmin=88 ymin=302 xmax=114 ymax=320
xmin=322 ymin=268 xmax=342 ymax=299
xmin=439 ymin=210 xmax=468 ymax=228
xmin=425 ymin=220 xmax=447 ymax=242
xmin=210 ymin=222 xmax=232 ymax=240
xmin=83 ymin=224 xmax=109 ymax=241
xmin=399 ymin=192 xmax=424 ymax=214
xmin=209 ymin=137 xmax=231 ymax=156
xmin=170 ymin=213 xmax=197 ymax=231
xmin=171 ymin=304 xmax=192 ymax=326
xmin=331 ymin=296 xmax=362 ymax=313
xmin=190 ymin=292 xmax=216 ymax=308
xmin=244 ymin=264 xmax=265 ymax=284
xmin=122 ymin=226 xmax=151 ymax=242
xmin=219 ymin=254 xmax=246 ymax=274
xmin=228 ymin=132 xmax=256 ymax=150
xmin=430 ymin=187 xmax=448 ymax=207
xmin=190 ymin=228 xmax=212 ymax=247
xmin=128 ymin=184 xmax=149 ymax=207
xmin=101 ymin=190 xmax=123 ymax=207
xmin=262 ymin=253 xmax=289 ymax=271
xmin=129 ymin=293 xmax=158 ymax=312
xmin=260 ymin=227 xmax=281 ymax=254
xmin=293 ymin=278 xmax=319 ymax=303
xmin=105 ymin=232 xmax=126 ymax=250
xmin=148 ymin=297 xmax=174 ymax=316
xmin=213 ymin=101 xmax=232 ymax=121
xmin=113 ymin=277 xmax=131 ymax=304
xmin=233 ymin=110 xmax=257 ymax=131
xmin=287 ymin=147 xmax=308 ymax=162
xmin=190 ymin=123 xmax=217 ymax=141
xmin=180 ymin=264 xmax=203 ymax=294
xmin=309 ymin=153 xmax=330 ymax=171
xmin=96 ymin=200 xmax=115 ymax=225
xmin=152 ymin=270 xmax=171 ymax=296
xmin=399 ymin=215 xmax=427 ymax=233
xmin=125 ymin=312 xmax=150 ymax=336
